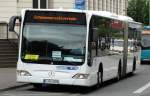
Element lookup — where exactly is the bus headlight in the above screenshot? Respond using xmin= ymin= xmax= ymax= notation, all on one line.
xmin=72 ymin=73 xmax=89 ymax=79
xmin=17 ymin=70 xmax=32 ymax=76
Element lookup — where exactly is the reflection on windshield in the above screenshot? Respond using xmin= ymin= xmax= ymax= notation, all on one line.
xmin=21 ymin=23 xmax=87 ymax=65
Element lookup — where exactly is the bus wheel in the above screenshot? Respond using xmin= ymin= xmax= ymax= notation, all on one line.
xmin=117 ymin=60 xmax=122 ymax=81
xmin=32 ymin=83 xmax=42 ymax=89
xmin=97 ymin=63 xmax=103 ymax=88
xmin=132 ymin=57 xmax=136 ymax=74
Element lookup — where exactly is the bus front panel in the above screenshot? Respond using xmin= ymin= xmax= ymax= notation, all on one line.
xmin=17 ymin=10 xmax=92 ymax=86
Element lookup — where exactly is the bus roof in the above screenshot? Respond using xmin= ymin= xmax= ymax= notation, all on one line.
xmin=129 ymin=22 xmax=142 ymax=29
xmin=22 ymin=9 xmax=135 ymax=23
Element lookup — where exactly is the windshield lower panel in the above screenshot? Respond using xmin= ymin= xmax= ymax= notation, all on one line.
xmin=21 ymin=23 xmax=87 ymax=65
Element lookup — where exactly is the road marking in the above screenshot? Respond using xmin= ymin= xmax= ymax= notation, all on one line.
xmin=69 ymin=94 xmax=80 ymax=96
xmin=2 ymin=93 xmax=76 ymax=96
xmin=0 ymin=84 xmax=30 ymax=92
xmin=2 ymin=93 xmax=67 ymax=96
xmin=133 ymin=82 xmax=150 ymax=94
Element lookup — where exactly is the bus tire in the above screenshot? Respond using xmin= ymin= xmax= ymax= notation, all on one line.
xmin=32 ymin=83 xmax=42 ymax=89
xmin=132 ymin=57 xmax=136 ymax=74
xmin=117 ymin=59 xmax=122 ymax=81
xmin=97 ymin=63 xmax=103 ymax=88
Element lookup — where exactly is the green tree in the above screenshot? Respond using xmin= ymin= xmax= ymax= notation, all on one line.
xmin=127 ymin=0 xmax=149 ymax=25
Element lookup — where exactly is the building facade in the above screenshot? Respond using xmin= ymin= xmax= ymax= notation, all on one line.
xmin=0 ymin=0 xmax=128 ymax=22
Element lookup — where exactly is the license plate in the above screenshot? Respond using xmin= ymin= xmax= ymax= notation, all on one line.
xmin=43 ymin=79 xmax=59 ymax=84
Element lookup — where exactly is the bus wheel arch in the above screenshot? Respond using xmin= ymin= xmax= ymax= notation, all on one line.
xmin=132 ymin=56 xmax=136 ymax=73
xmin=97 ymin=62 xmax=103 ymax=87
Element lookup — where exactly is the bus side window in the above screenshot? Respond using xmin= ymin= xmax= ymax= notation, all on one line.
xmin=89 ymin=16 xmax=98 ymax=57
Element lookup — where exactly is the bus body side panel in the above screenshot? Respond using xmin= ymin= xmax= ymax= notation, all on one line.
xmin=88 ymin=15 xmax=125 ymax=82
xmin=127 ymin=51 xmax=141 ymax=73
xmin=141 ymin=49 xmax=150 ymax=62
xmin=95 ymin=55 xmax=122 ymax=81
xmin=127 ymin=23 xmax=142 ymax=73
xmin=126 ymin=42 xmax=135 ymax=73
xmin=126 ymin=52 xmax=134 ymax=73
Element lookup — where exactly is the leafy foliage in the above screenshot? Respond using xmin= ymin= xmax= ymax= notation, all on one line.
xmin=127 ymin=0 xmax=149 ymax=25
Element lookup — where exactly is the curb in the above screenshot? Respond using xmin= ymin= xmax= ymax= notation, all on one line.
xmin=0 ymin=83 xmax=30 ymax=92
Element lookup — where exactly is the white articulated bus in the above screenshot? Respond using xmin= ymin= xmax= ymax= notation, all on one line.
xmin=9 ymin=9 xmax=142 ymax=88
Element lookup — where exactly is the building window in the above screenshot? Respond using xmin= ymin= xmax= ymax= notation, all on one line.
xmin=33 ymin=0 xmax=38 ymax=8
xmin=102 ymin=0 xmax=104 ymax=11
xmin=33 ymin=0 xmax=47 ymax=9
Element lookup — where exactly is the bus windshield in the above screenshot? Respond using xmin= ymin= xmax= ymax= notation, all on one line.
xmin=21 ymin=11 xmax=87 ymax=65
xmin=142 ymin=35 xmax=150 ymax=48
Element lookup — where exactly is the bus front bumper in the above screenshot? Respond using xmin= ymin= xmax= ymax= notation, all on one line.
xmin=17 ymin=75 xmax=95 ymax=87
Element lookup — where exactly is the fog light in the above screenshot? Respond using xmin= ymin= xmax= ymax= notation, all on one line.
xmin=17 ymin=70 xmax=32 ymax=76
xmin=72 ymin=73 xmax=89 ymax=79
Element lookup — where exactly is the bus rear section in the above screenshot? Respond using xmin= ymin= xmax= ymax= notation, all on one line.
xmin=15 ymin=10 xmax=95 ymax=87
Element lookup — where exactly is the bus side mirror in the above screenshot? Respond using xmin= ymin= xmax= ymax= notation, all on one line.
xmin=9 ymin=16 xmax=21 ymax=32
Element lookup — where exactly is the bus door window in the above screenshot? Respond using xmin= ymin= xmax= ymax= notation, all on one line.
xmin=88 ymin=16 xmax=98 ymax=59
xmin=110 ymin=20 xmax=124 ymax=54
xmin=88 ymin=16 xmax=112 ymax=57
xmin=99 ymin=37 xmax=106 ymax=50
xmin=128 ymin=27 xmax=138 ymax=52
xmin=97 ymin=18 xmax=112 ymax=56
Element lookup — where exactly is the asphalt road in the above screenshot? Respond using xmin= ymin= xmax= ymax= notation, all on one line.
xmin=0 ymin=64 xmax=150 ymax=96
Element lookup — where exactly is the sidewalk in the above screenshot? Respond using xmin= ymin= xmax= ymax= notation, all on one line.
xmin=0 ymin=68 xmax=27 ymax=91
